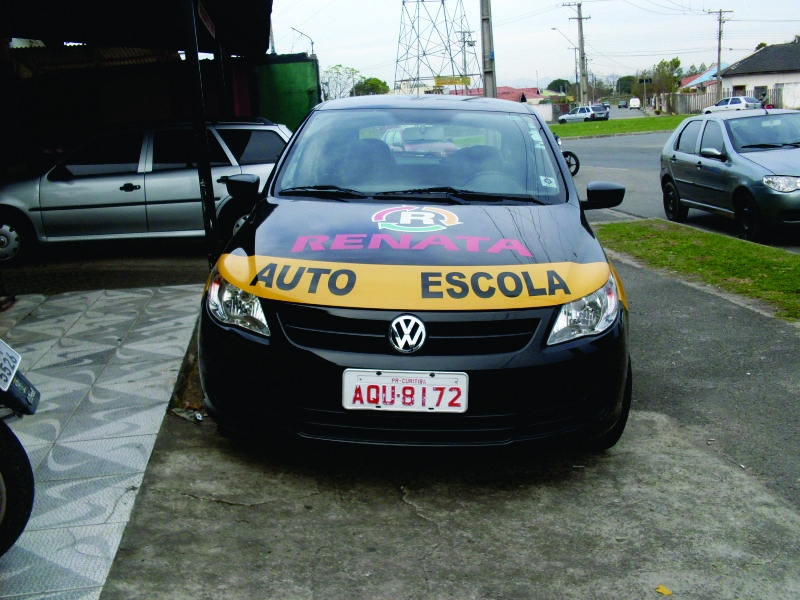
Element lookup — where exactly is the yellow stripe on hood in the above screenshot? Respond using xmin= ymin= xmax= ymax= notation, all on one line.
xmin=218 ymin=253 xmax=612 ymax=311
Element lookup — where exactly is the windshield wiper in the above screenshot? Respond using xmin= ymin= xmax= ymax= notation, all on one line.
xmin=373 ymin=187 xmax=472 ymax=204
xmin=740 ymin=143 xmax=783 ymax=149
xmin=373 ymin=187 xmax=542 ymax=205
xmin=279 ymin=185 xmax=368 ymax=200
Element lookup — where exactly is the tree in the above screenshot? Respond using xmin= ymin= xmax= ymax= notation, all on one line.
xmin=650 ymin=57 xmax=683 ymax=94
xmin=321 ymin=65 xmax=362 ymax=100
xmin=617 ymin=75 xmax=635 ymax=95
xmin=352 ymin=77 xmax=390 ymax=96
xmin=546 ymin=78 xmax=572 ymax=94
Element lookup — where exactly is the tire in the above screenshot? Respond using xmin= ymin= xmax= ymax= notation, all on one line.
xmin=562 ymin=150 xmax=580 ymax=176
xmin=586 ymin=362 xmax=632 ymax=452
xmin=663 ymin=180 xmax=688 ymax=222
xmin=558 ymin=118 xmax=566 ymax=124
xmin=0 ymin=420 xmax=35 ymax=557
xmin=0 ymin=211 xmax=36 ymax=268
xmin=735 ymin=192 xmax=763 ymax=242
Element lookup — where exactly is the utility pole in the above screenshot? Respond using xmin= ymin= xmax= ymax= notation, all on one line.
xmin=708 ymin=9 xmax=733 ymax=102
xmin=480 ymin=0 xmax=497 ymax=98
xmin=564 ymin=2 xmax=590 ymax=106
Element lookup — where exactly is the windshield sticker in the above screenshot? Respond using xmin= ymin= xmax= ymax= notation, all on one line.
xmin=217 ymin=253 xmax=610 ymax=311
xmin=539 ymin=176 xmax=558 ymax=188
xmin=372 ymin=205 xmax=461 ymax=232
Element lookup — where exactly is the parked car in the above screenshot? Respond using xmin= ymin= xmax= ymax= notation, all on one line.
xmin=558 ymin=105 xmax=608 ymax=123
xmin=660 ymin=109 xmax=800 ymax=241
xmin=0 ymin=118 xmax=291 ymax=266
xmin=592 ymin=103 xmax=610 ymax=119
xmin=199 ymin=94 xmax=632 ymax=450
xmin=702 ymin=96 xmax=762 ymax=114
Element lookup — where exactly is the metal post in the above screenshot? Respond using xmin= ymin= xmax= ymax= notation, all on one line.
xmin=182 ymin=0 xmax=219 ymax=268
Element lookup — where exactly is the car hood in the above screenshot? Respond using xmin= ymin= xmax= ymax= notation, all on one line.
xmin=216 ymin=199 xmax=614 ymax=311
xmin=742 ymin=148 xmax=800 ymax=174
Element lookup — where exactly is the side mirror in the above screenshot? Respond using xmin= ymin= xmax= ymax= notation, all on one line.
xmin=581 ymin=181 xmax=625 ymax=210
xmin=47 ymin=164 xmax=74 ymax=182
xmin=225 ymin=173 xmax=260 ymax=199
xmin=700 ymin=147 xmax=726 ymax=161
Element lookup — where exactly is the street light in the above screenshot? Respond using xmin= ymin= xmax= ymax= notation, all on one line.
xmin=551 ymin=28 xmax=580 ymax=103
xmin=291 ymin=27 xmax=315 ymax=56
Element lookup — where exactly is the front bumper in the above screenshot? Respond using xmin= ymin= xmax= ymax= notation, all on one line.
xmin=198 ymin=300 xmax=630 ymax=447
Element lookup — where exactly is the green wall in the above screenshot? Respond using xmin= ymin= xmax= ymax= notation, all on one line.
xmin=256 ymin=54 xmax=321 ymax=131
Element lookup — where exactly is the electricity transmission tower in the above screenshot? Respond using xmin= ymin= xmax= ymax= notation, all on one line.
xmin=394 ymin=0 xmax=483 ymax=95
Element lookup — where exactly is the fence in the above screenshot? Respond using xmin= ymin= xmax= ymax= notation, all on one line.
xmin=662 ymin=86 xmax=790 ymax=115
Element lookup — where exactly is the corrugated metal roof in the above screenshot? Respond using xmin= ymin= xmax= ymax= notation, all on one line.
xmin=10 ymin=45 xmax=182 ymax=75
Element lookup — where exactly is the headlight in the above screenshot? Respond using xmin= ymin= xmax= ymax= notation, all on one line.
xmin=207 ymin=269 xmax=270 ymax=336
xmin=547 ymin=274 xmax=620 ymax=345
xmin=763 ymin=176 xmax=800 ymax=193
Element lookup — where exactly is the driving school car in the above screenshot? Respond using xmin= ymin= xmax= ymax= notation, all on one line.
xmin=198 ymin=94 xmax=632 ymax=449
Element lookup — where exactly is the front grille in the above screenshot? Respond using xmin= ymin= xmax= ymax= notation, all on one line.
xmin=276 ymin=304 xmax=541 ymax=356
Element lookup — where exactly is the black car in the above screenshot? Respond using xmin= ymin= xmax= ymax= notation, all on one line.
xmin=660 ymin=109 xmax=800 ymax=241
xmin=199 ymin=94 xmax=631 ymax=449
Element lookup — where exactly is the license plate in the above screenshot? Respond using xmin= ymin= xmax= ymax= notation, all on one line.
xmin=343 ymin=369 xmax=468 ymax=413
xmin=0 ymin=338 xmax=21 ymax=392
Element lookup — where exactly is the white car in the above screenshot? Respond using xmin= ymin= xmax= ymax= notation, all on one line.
xmin=558 ymin=105 xmax=607 ymax=123
xmin=702 ymin=96 xmax=762 ymax=114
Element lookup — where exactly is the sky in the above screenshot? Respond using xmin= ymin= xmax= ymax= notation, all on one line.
xmin=270 ymin=0 xmax=800 ymax=90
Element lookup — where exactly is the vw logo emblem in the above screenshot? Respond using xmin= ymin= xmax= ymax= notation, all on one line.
xmin=389 ymin=314 xmax=426 ymax=354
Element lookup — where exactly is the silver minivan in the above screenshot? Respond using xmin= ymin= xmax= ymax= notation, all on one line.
xmin=0 ymin=119 xmax=291 ymax=266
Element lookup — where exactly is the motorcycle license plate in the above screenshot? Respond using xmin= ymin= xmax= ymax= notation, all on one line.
xmin=343 ymin=369 xmax=468 ymax=413
xmin=0 ymin=339 xmax=21 ymax=392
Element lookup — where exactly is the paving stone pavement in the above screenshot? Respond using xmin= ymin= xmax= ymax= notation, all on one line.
xmin=0 ymin=285 xmax=203 ymax=599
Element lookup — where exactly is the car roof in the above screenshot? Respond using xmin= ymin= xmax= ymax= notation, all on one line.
xmin=313 ymin=94 xmax=539 ymax=116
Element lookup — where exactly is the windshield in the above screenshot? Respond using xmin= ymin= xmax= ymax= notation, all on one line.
xmin=726 ymin=112 xmax=800 ymax=152
xmin=274 ymin=106 xmax=566 ymax=205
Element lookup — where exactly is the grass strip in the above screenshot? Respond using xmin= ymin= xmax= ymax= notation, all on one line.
xmin=594 ymin=219 xmax=800 ymax=321
xmin=551 ymin=114 xmax=688 ymax=138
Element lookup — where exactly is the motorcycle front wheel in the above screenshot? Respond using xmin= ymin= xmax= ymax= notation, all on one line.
xmin=562 ymin=150 xmax=580 ymax=176
xmin=0 ymin=419 xmax=35 ymax=557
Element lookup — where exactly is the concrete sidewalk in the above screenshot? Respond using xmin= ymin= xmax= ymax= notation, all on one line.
xmin=0 ymin=285 xmax=203 ymax=599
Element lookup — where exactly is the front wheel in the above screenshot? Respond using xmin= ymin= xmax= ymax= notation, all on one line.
xmin=663 ymin=181 xmax=688 ymax=222
xmin=562 ymin=150 xmax=580 ymax=176
xmin=735 ymin=193 xmax=764 ymax=242
xmin=0 ymin=420 xmax=35 ymax=557
xmin=586 ymin=362 xmax=632 ymax=452
xmin=0 ymin=212 xmax=36 ymax=268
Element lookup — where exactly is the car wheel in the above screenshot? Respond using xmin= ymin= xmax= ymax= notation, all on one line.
xmin=562 ymin=150 xmax=580 ymax=176
xmin=662 ymin=181 xmax=688 ymax=222
xmin=558 ymin=119 xmax=566 ymax=124
xmin=0 ymin=211 xmax=36 ymax=267
xmin=218 ymin=200 xmax=255 ymax=243
xmin=735 ymin=192 xmax=763 ymax=242
xmin=586 ymin=362 xmax=632 ymax=452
